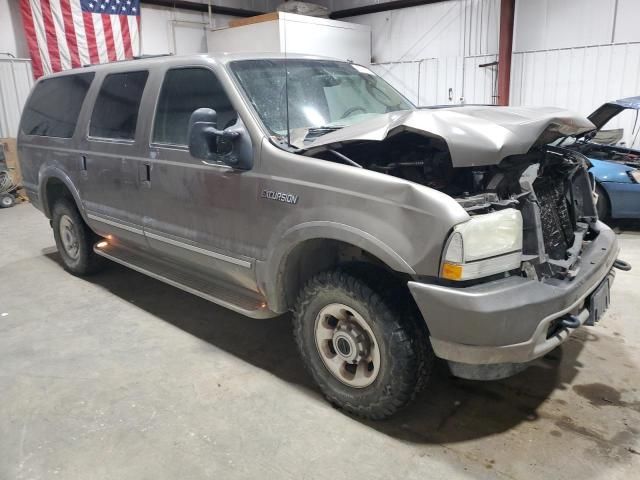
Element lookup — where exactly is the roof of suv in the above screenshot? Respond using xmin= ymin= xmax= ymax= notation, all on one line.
xmin=39 ymin=52 xmax=346 ymax=80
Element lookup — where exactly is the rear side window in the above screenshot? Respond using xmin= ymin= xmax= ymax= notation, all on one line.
xmin=90 ymin=71 xmax=148 ymax=140
xmin=21 ymin=73 xmax=94 ymax=138
xmin=152 ymin=68 xmax=237 ymax=146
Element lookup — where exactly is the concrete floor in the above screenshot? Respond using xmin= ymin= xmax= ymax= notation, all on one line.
xmin=1 ymin=203 xmax=639 ymax=480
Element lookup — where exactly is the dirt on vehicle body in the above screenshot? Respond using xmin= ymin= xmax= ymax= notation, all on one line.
xmin=17 ymin=54 xmax=629 ymax=419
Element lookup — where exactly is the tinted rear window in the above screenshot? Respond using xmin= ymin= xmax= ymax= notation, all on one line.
xmin=21 ymin=73 xmax=94 ymax=138
xmin=90 ymin=71 xmax=148 ymax=140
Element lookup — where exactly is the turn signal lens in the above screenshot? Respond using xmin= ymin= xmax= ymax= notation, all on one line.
xmin=96 ymin=241 xmax=108 ymax=248
xmin=441 ymin=262 xmax=463 ymax=280
xmin=440 ymin=209 xmax=523 ymax=281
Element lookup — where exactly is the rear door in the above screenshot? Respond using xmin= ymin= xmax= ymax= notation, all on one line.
xmin=141 ymin=65 xmax=260 ymax=292
xmin=79 ymin=70 xmax=150 ymax=248
xmin=18 ymin=72 xmax=94 ymax=204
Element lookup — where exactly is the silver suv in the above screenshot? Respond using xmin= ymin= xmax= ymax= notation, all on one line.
xmin=18 ymin=53 xmax=627 ymax=419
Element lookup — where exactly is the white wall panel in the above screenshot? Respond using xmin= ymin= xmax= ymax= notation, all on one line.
xmin=370 ymin=62 xmax=422 ymax=105
xmin=511 ymin=43 xmax=640 ymax=147
xmin=349 ymin=0 xmax=499 ymax=106
xmin=140 ymin=4 xmax=236 ymax=55
xmin=0 ymin=58 xmax=34 ymax=138
xmin=463 ymin=54 xmax=498 ymax=104
xmin=613 ymin=0 xmax=640 ymax=43
xmin=0 ymin=0 xmax=29 ymax=58
xmin=514 ymin=0 xmax=617 ymax=52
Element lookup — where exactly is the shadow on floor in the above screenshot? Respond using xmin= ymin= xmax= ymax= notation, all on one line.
xmin=606 ymin=218 xmax=640 ymax=232
xmin=44 ymin=250 xmax=592 ymax=444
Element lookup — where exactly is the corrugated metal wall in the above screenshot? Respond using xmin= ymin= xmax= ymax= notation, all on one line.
xmin=0 ymin=57 xmax=34 ymax=138
xmin=510 ymin=0 xmax=640 ymax=147
xmin=348 ymin=0 xmax=500 ymax=106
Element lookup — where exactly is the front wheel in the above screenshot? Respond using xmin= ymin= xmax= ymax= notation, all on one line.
xmin=51 ymin=199 xmax=105 ymax=275
xmin=293 ymin=269 xmax=432 ymax=420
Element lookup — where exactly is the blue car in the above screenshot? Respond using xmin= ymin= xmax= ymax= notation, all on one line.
xmin=566 ymin=96 xmax=640 ymax=219
xmin=589 ymin=158 xmax=640 ymax=219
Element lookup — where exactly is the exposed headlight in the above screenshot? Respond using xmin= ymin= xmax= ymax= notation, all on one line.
xmin=628 ymin=169 xmax=640 ymax=183
xmin=441 ymin=208 xmax=523 ymax=281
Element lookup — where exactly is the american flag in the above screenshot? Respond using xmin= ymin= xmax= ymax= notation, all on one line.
xmin=20 ymin=0 xmax=141 ymax=78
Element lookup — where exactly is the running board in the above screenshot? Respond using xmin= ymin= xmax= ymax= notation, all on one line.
xmin=94 ymin=242 xmax=277 ymax=319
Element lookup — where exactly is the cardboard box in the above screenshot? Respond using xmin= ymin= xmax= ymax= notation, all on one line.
xmin=1 ymin=138 xmax=27 ymax=201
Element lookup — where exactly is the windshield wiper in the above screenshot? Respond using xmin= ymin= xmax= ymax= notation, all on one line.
xmin=304 ymin=125 xmax=344 ymax=141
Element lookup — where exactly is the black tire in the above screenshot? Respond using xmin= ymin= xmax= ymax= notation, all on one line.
xmin=595 ymin=184 xmax=610 ymax=221
xmin=0 ymin=194 xmax=15 ymax=208
xmin=51 ymin=199 xmax=105 ymax=275
xmin=293 ymin=269 xmax=433 ymax=420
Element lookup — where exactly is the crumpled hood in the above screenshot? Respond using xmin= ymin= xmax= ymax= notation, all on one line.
xmin=299 ymin=106 xmax=595 ymax=167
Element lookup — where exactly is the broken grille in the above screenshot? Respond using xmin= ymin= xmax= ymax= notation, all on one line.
xmin=534 ymin=177 xmax=574 ymax=260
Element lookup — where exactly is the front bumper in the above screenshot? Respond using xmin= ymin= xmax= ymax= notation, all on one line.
xmin=408 ymin=221 xmax=619 ymax=366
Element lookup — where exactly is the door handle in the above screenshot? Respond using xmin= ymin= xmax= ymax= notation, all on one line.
xmin=81 ymin=155 xmax=87 ymax=170
xmin=140 ymin=162 xmax=151 ymax=183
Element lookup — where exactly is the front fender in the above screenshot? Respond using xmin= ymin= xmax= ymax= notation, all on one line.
xmin=259 ymin=221 xmax=416 ymax=313
xmin=589 ymin=158 xmax=635 ymax=183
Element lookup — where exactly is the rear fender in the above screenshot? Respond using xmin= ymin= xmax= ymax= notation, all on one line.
xmin=38 ymin=165 xmax=86 ymax=221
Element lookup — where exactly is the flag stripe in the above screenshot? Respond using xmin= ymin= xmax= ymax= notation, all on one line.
xmin=92 ymin=14 xmax=108 ymax=64
xmin=119 ymin=14 xmax=132 ymax=58
xmin=40 ymin=0 xmax=62 ymax=72
xmin=19 ymin=1 xmax=44 ymax=78
xmin=29 ymin=0 xmax=53 ymax=75
xmin=70 ymin=0 xmax=89 ymax=65
xmin=82 ymin=11 xmax=99 ymax=65
xmin=50 ymin=0 xmax=72 ymax=70
xmin=110 ymin=15 xmax=125 ymax=60
xmin=129 ymin=14 xmax=140 ymax=56
xmin=101 ymin=14 xmax=117 ymax=62
xmin=59 ymin=0 xmax=81 ymax=67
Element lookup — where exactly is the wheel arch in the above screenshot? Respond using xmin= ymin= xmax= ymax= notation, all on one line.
xmin=261 ymin=221 xmax=416 ymax=313
xmin=38 ymin=167 xmax=85 ymax=220
xmin=595 ymin=181 xmax=612 ymax=219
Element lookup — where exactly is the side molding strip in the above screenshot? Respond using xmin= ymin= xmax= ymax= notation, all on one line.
xmin=87 ymin=213 xmax=252 ymax=269
xmin=145 ymin=231 xmax=252 ymax=268
xmin=87 ymin=213 xmax=144 ymax=235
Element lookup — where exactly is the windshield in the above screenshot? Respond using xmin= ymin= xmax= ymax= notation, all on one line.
xmin=229 ymin=59 xmax=413 ymax=146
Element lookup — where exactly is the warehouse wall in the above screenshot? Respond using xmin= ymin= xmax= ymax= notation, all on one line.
xmin=510 ymin=0 xmax=640 ymax=147
xmin=140 ymin=4 xmax=237 ymax=56
xmin=345 ymin=0 xmax=500 ymax=106
xmin=0 ymin=0 xmax=29 ymax=58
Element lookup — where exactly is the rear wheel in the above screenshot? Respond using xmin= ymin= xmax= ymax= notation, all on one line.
xmin=293 ymin=269 xmax=432 ymax=419
xmin=595 ymin=184 xmax=610 ymax=220
xmin=52 ymin=199 xmax=105 ymax=275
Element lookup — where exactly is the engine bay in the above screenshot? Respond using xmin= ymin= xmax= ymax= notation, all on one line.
xmin=307 ymin=132 xmax=599 ymax=279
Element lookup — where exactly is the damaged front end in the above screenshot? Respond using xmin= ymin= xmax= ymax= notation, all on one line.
xmin=458 ymin=145 xmax=599 ymax=283
xmin=302 ymin=108 xmax=600 ymax=284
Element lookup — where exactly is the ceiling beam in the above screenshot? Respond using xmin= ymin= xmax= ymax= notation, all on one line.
xmin=330 ymin=0 xmax=447 ymax=19
xmin=140 ymin=1 xmax=265 ymax=18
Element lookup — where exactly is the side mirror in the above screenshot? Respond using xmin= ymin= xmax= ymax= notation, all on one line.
xmin=187 ymin=108 xmax=253 ymax=170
